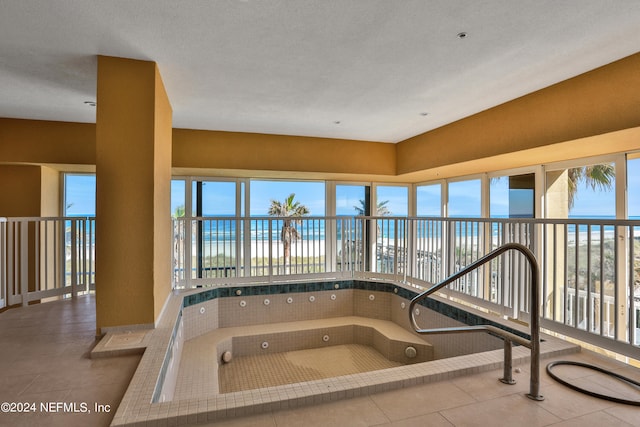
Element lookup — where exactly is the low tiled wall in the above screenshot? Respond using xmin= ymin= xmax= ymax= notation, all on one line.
xmin=226 ymin=324 xmax=433 ymax=364
xmin=181 ymin=280 xmax=512 ymax=360
xmin=111 ymin=279 xmax=579 ymax=426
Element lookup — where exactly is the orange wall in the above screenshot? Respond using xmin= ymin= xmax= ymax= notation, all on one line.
xmin=2 ymin=52 xmax=640 ymax=182
xmin=95 ymin=56 xmax=172 ymax=332
xmin=397 ymin=52 xmax=640 ymax=175
xmin=0 ymin=119 xmax=395 ymax=177
xmin=172 ymin=129 xmax=396 ymax=176
xmin=0 ymin=165 xmax=42 ymax=217
xmin=153 ymin=66 xmax=173 ymax=322
xmin=0 ymin=118 xmax=95 ymax=165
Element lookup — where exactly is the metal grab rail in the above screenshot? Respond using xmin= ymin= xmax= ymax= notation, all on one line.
xmin=409 ymin=242 xmax=544 ymax=401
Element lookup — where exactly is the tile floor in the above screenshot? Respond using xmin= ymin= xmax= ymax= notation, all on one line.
xmin=1 ymin=295 xmax=639 ymax=427
xmin=0 ymin=295 xmax=140 ymax=427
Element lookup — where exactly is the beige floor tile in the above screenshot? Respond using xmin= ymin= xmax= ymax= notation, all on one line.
xmin=197 ymin=412 xmax=277 ymax=426
xmin=27 ymin=409 xmax=115 ymax=427
xmin=0 ymin=389 xmax=75 ymax=427
xmin=440 ymin=393 xmax=561 ymax=427
xmin=370 ymin=381 xmax=475 ymax=421
xmin=0 ymin=373 xmax=39 ymax=400
xmin=546 ymin=410 xmax=634 ymax=427
xmin=604 ymin=406 xmax=640 ymax=427
xmin=533 ymin=383 xmax=617 ymax=420
xmin=451 ymin=368 xmax=533 ymax=401
xmin=19 ymin=373 xmax=75 ymax=395
xmin=569 ymin=372 xmax=640 ymax=403
xmin=2 ymin=294 xmax=640 ymax=427
xmin=272 ymin=396 xmax=390 ymax=427
xmin=372 ymin=412 xmax=455 ymax=427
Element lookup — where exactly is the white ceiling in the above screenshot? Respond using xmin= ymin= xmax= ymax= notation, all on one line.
xmin=1 ymin=0 xmax=640 ymax=143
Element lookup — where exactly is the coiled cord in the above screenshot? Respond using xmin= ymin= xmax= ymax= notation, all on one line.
xmin=546 ymin=360 xmax=640 ymax=406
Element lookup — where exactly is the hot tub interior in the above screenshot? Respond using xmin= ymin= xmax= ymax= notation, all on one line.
xmin=170 ymin=280 xmax=520 ymax=401
xmin=106 ymin=279 xmax=579 ymax=426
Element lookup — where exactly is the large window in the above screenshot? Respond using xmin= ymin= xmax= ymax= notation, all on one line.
xmin=193 ymin=180 xmax=237 ymax=216
xmin=64 ymin=174 xmax=96 ymax=216
xmin=448 ymin=179 xmax=481 ymax=218
xmin=490 ymin=174 xmax=534 ymax=218
xmin=171 ymin=179 xmax=186 ymax=217
xmin=416 ymin=183 xmax=441 ymax=217
xmin=546 ymin=162 xmax=615 ymax=218
xmin=375 ymin=185 xmax=408 ymax=216
xmin=250 ymin=180 xmax=325 ymax=216
xmin=336 ymin=184 xmax=368 ymax=216
xmin=627 ymin=156 xmax=640 ymax=345
xmin=628 ymin=157 xmax=640 ymax=219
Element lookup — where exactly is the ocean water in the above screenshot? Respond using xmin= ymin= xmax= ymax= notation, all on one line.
xmin=179 ymin=215 xmax=640 ymax=243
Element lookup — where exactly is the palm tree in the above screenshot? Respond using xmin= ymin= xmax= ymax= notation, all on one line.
xmin=268 ymin=193 xmax=310 ymax=270
xmin=353 ymin=199 xmax=392 ymax=216
xmin=172 ymin=204 xmax=185 ymax=218
xmin=567 ymin=164 xmax=615 ymax=209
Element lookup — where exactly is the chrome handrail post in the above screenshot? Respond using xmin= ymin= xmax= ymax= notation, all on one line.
xmin=409 ymin=243 xmax=544 ymax=401
xmin=500 ymin=338 xmax=515 ymax=385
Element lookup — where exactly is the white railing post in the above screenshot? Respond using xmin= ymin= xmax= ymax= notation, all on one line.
xmin=0 ymin=218 xmax=6 ymax=309
xmin=242 ymin=218 xmax=250 ymax=279
xmin=326 ymin=217 xmax=337 ymax=274
xmin=70 ymin=219 xmax=77 ymax=298
xmin=268 ymin=218 xmax=273 ymax=283
xmin=616 ymin=224 xmax=629 ymax=342
xmin=20 ymin=221 xmax=28 ymax=307
xmin=186 ymin=218 xmax=193 ymax=288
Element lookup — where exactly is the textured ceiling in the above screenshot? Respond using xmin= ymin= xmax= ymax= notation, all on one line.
xmin=1 ymin=1 xmax=640 ymax=142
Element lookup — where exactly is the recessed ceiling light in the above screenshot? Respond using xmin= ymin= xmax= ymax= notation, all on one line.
xmin=457 ymin=32 xmax=468 ymax=39
xmin=84 ymin=101 xmax=96 ymax=107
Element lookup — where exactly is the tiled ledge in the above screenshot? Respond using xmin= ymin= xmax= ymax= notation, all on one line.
xmin=91 ymin=330 xmax=152 ymax=358
xmin=112 ymin=330 xmax=577 ymax=426
xmin=108 ymin=281 xmax=580 ymax=426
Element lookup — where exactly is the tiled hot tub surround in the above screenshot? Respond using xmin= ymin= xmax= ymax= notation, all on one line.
xmin=181 ymin=280 xmax=529 ymax=339
xmin=172 ymin=279 xmax=523 ymax=402
xmin=111 ymin=280 xmax=578 ymax=426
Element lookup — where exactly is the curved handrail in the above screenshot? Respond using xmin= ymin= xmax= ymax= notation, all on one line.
xmin=408 ymin=242 xmax=543 ymax=401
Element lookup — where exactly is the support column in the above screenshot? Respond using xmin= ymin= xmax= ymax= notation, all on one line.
xmin=95 ymin=56 xmax=172 ymax=334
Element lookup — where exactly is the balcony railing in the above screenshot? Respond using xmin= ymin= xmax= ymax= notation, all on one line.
xmin=1 ymin=215 xmax=637 ymax=360
xmin=0 ymin=217 xmax=95 ymax=308
xmin=173 ymin=216 xmax=640 ymax=359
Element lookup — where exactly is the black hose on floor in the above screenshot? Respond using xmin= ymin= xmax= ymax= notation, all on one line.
xmin=546 ymin=360 xmax=640 ymax=406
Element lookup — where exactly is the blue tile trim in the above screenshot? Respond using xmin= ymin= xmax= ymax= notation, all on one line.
xmin=181 ymin=280 xmax=529 ymax=340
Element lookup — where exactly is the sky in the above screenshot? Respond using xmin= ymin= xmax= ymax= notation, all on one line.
xmin=63 ymin=160 xmax=640 ymax=218
xmin=64 ymin=174 xmax=96 ymax=216
xmin=249 ymin=180 xmax=325 ymax=216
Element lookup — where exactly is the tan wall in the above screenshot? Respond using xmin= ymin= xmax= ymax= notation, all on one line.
xmin=0 ymin=165 xmax=43 ymax=217
xmin=4 ymin=53 xmax=640 ymax=182
xmin=397 ymin=52 xmax=640 ymax=176
xmin=153 ymin=65 xmax=174 ymax=322
xmin=0 ymin=118 xmax=95 ymax=165
xmin=0 ymin=118 xmax=395 ymax=179
xmin=172 ymin=129 xmax=396 ymax=177
xmin=0 ymin=165 xmax=59 ymax=294
xmin=95 ymin=56 xmax=172 ymax=332
xmin=40 ymin=166 xmax=60 ymax=217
